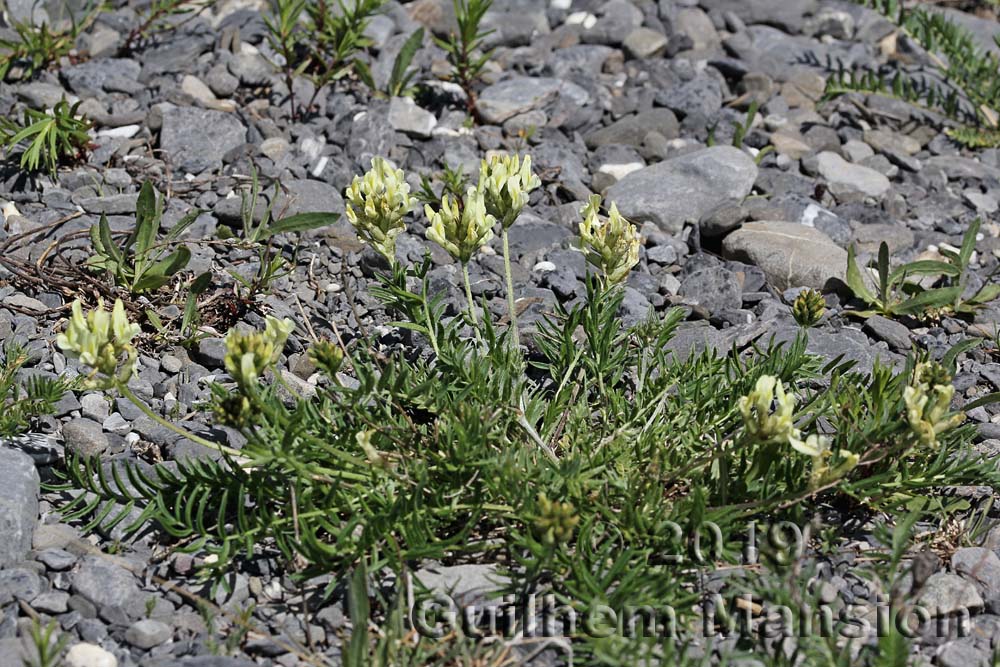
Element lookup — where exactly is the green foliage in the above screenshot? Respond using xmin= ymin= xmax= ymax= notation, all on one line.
xmin=0 ymin=99 xmax=92 ymax=176
xmin=264 ymin=0 xmax=385 ymax=118
xmin=222 ymin=164 xmax=339 ymax=300
xmin=0 ymin=14 xmax=88 ymax=81
xmin=846 ymin=219 xmax=1000 ymax=319
xmin=50 ymin=152 xmax=1000 ymax=666
xmin=415 ymin=164 xmax=470 ymax=207
xmin=356 ymin=27 xmax=425 ymax=98
xmin=825 ymin=1 xmax=1000 ymax=147
xmin=0 ymin=343 xmax=75 ymax=439
xmin=87 ymin=180 xmax=198 ymax=294
xmin=120 ymin=0 xmax=210 ymax=55
xmin=434 ymin=0 xmax=494 ymax=117
xmin=22 ymin=618 xmax=69 ymax=667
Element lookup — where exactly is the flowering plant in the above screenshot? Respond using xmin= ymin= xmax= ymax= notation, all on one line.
xmin=345 ymin=157 xmax=417 ymax=263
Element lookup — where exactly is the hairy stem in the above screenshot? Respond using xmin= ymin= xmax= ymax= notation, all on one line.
xmin=461 ymin=262 xmax=483 ymax=344
xmin=501 ymin=228 xmax=519 ymax=348
xmin=117 ymin=384 xmax=242 ymax=458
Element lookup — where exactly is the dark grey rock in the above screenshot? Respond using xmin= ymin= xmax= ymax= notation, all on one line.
xmin=585 ymin=109 xmax=680 ymax=149
xmin=953 ymin=547 xmax=1000 ymax=601
xmin=0 ymin=448 xmax=39 ymax=568
xmin=61 ymin=418 xmax=110 ymax=457
xmin=919 ymin=572 xmax=984 ymax=616
xmin=656 ymin=76 xmax=724 ymax=118
xmin=0 ymin=567 xmax=42 ymax=605
xmin=679 ymin=268 xmax=742 ymax=313
xmin=476 ymin=76 xmax=588 ymax=125
xmin=159 ymin=107 xmax=247 ymax=174
xmin=195 ymin=337 xmax=227 ymax=369
xmin=722 ymin=221 xmax=847 ymax=291
xmin=699 ymin=0 xmax=818 ymax=32
xmin=125 ymin=618 xmax=172 ymax=648
xmin=61 ymin=58 xmax=141 ymax=96
xmin=862 ymin=316 xmax=912 ymax=352
xmin=607 ymin=146 xmax=757 ymax=234
xmin=72 ymin=555 xmax=142 ymax=610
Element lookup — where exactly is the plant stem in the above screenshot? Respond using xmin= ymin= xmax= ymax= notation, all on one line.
xmin=461 ymin=262 xmax=483 ymax=345
xmin=501 ymin=228 xmax=519 ymax=349
xmin=117 ymin=383 xmax=243 ymax=459
xmin=419 ymin=271 xmax=442 ymax=358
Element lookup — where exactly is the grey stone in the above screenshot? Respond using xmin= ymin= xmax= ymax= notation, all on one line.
xmin=814 ymin=152 xmax=891 ymax=198
xmin=937 ymin=640 xmax=990 ymax=667
xmin=476 ymin=76 xmax=588 ymax=124
xmin=679 ymin=268 xmax=742 ymax=313
xmin=388 ymin=96 xmax=437 ymax=138
xmin=228 ymin=53 xmax=273 ymax=86
xmin=607 ymin=146 xmax=757 ymax=234
xmin=862 ymin=316 xmax=912 ymax=352
xmin=61 ymin=418 xmax=110 ymax=457
xmin=623 ymin=27 xmax=669 ymax=60
xmin=415 ymin=564 xmax=507 ymax=608
xmin=699 ymin=0 xmax=818 ymax=33
xmin=31 ymin=590 xmax=70 ymax=614
xmin=59 ymin=58 xmax=142 ymax=96
xmin=656 ymin=76 xmax=723 ymax=118
xmin=72 ymin=556 xmax=142 ymax=609
xmin=924 ymin=155 xmax=1000 ymax=181
xmin=36 ymin=548 xmax=77 ymax=571
xmin=159 ymin=107 xmax=246 ymax=174
xmin=195 ymin=338 xmax=227 ymax=368
xmin=80 ymin=394 xmax=111 ymax=422
xmin=17 ymin=82 xmax=78 ymax=109
xmin=952 ymin=547 xmax=1000 ymax=601
xmin=722 ymin=221 xmax=847 ymax=291
xmin=125 ymin=619 xmax=172 ymax=648
xmin=864 ymin=128 xmax=921 ymax=157
xmin=918 ymin=572 xmax=984 ymax=616
xmin=0 ymin=567 xmax=42 ymax=604
xmin=585 ymin=109 xmax=680 ymax=149
xmin=0 ymin=448 xmax=39 ymax=567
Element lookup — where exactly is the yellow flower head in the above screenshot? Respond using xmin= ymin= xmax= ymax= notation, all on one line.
xmin=579 ymin=194 xmax=641 ymax=284
xmin=903 ymin=361 xmax=964 ymax=448
xmin=224 ymin=316 xmax=294 ymax=387
xmin=478 ymin=153 xmax=541 ymax=228
xmin=738 ymin=376 xmax=798 ymax=443
xmin=791 ymin=433 xmax=858 ymax=489
xmin=344 ymin=157 xmax=416 ymax=262
xmin=56 ymin=299 xmax=139 ymax=388
xmin=425 ymin=187 xmax=495 ymax=263
xmin=533 ymin=494 xmax=579 ymax=546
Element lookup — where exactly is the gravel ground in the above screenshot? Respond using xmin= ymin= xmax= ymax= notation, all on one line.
xmin=4 ymin=0 xmax=1000 ymax=665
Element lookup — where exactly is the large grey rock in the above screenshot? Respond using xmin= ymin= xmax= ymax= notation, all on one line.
xmin=72 ymin=556 xmax=142 ymax=610
xmin=952 ymin=547 xmax=1000 ymax=601
xmin=585 ymin=109 xmax=679 ymax=149
xmin=476 ymin=76 xmax=588 ymax=124
xmin=919 ymin=572 xmax=984 ymax=616
xmin=699 ymin=0 xmax=818 ymax=32
xmin=61 ymin=418 xmax=110 ymax=457
xmin=388 ymin=96 xmax=437 ymax=138
xmin=415 ymin=564 xmax=507 ymax=607
xmin=159 ymin=107 xmax=246 ymax=174
xmin=607 ymin=146 xmax=757 ymax=234
xmin=125 ymin=619 xmax=172 ymax=648
xmin=724 ymin=26 xmax=868 ymax=82
xmin=62 ymin=59 xmax=142 ymax=97
xmin=722 ymin=221 xmax=847 ymax=291
xmin=814 ymin=152 xmax=891 ymax=198
xmin=0 ymin=448 xmax=39 ymax=567
xmin=679 ymin=268 xmax=742 ymax=313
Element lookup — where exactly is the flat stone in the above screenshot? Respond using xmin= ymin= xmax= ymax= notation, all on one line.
xmin=3 ymin=293 xmax=47 ymax=312
xmin=72 ymin=555 xmax=141 ymax=609
xmin=0 ymin=448 xmax=39 ymax=567
xmin=476 ymin=76 xmax=587 ymax=124
xmin=679 ymin=268 xmax=742 ymax=313
xmin=125 ymin=619 xmax=172 ymax=648
xmin=815 ymin=151 xmax=891 ymax=198
xmin=863 ymin=128 xmax=921 ymax=157
xmin=623 ymin=27 xmax=668 ymax=59
xmin=722 ymin=221 xmax=847 ymax=290
xmin=919 ymin=572 xmax=984 ymax=616
xmin=61 ymin=418 xmax=110 ymax=457
xmin=65 ymin=643 xmax=118 ymax=667
xmin=952 ymin=547 xmax=1000 ymax=601
xmin=585 ymin=109 xmax=679 ymax=148
xmin=607 ymin=146 xmax=757 ymax=234
xmin=159 ymin=106 xmax=246 ymax=174
xmin=388 ymin=96 xmax=437 ymax=138
xmin=862 ymin=315 xmax=912 ymax=351
xmin=0 ymin=567 xmax=42 ymax=604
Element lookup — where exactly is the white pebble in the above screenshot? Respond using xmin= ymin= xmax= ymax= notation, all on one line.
xmin=66 ymin=643 xmax=117 ymax=667
xmin=533 ymin=261 xmax=557 ymax=273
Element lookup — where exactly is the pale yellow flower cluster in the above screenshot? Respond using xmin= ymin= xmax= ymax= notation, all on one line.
xmin=345 ymin=157 xmax=417 ymax=262
xmin=738 ymin=375 xmax=858 ymax=489
xmin=479 ymin=153 xmax=541 ymax=229
xmin=56 ymin=299 xmax=140 ymax=388
xmin=224 ymin=316 xmax=295 ymax=387
xmin=578 ymin=194 xmax=641 ymax=285
xmin=903 ymin=362 xmax=964 ymax=448
xmin=424 ymin=187 xmax=495 ymax=263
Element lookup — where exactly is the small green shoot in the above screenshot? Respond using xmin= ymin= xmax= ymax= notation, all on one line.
xmin=0 ymin=99 xmax=92 ymax=176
